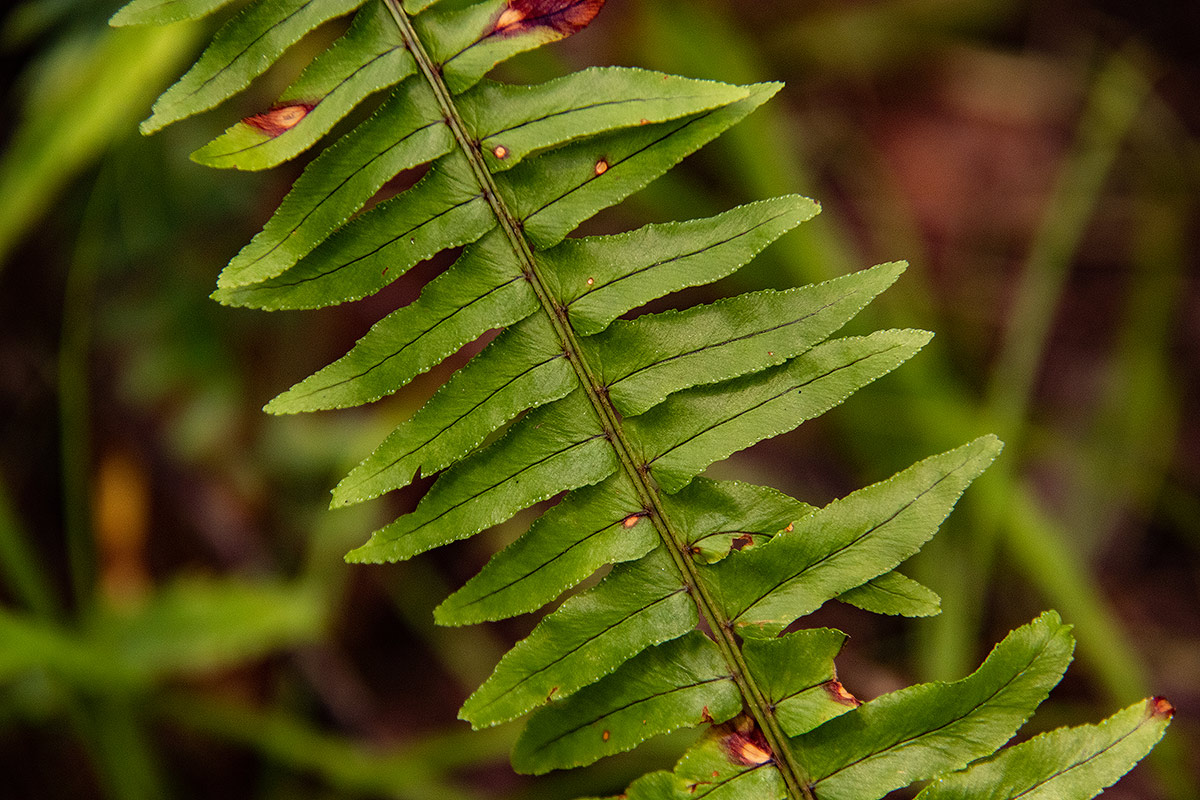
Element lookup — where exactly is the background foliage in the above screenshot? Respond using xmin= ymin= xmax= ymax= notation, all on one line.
xmin=0 ymin=0 xmax=1196 ymax=797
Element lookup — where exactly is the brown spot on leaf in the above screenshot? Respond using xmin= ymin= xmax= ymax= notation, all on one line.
xmin=586 ymin=277 xmax=595 ymax=285
xmin=488 ymin=0 xmax=605 ymax=38
xmin=824 ymin=680 xmax=860 ymax=707
xmin=1148 ymin=696 xmax=1175 ymax=719
xmin=594 ymin=158 xmax=609 ymax=176
xmin=602 ymin=730 xmax=610 ymax=741
xmin=731 ymin=533 xmax=755 ymax=551
xmin=492 ymin=144 xmax=510 ymax=159
xmin=700 ymin=705 xmax=714 ymax=724
xmin=243 ymin=103 xmax=314 ymax=137
xmin=622 ymin=514 xmax=641 ymax=528
xmin=547 ymin=686 xmax=559 ymax=700
xmin=640 ymin=118 xmax=650 ymax=125
xmin=719 ymin=721 xmax=773 ymax=767
xmin=785 ymin=522 xmax=794 ymax=532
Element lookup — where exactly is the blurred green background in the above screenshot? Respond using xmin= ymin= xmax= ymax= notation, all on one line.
xmin=0 ymin=0 xmax=1196 ymax=797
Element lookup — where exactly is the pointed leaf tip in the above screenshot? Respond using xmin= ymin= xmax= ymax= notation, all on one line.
xmin=1147 ymin=696 xmax=1174 ymax=719
xmin=489 ymin=0 xmax=606 ymax=39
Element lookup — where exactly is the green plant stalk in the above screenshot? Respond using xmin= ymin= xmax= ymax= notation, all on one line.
xmin=0 ymin=481 xmax=61 ymax=620
xmin=935 ymin=45 xmax=1156 ymax=683
xmin=58 ymin=185 xmax=106 ymax=614
xmin=381 ymin=2 xmax=815 ymax=796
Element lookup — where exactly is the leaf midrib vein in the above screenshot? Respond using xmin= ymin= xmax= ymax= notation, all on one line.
xmin=381 ymin=4 xmax=815 ymax=797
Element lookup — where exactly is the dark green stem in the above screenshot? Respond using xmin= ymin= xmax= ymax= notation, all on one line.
xmin=382 ymin=3 xmax=813 ymax=796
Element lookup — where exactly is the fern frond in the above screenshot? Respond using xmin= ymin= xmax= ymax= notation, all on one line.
xmin=125 ymin=0 xmax=1170 ymax=797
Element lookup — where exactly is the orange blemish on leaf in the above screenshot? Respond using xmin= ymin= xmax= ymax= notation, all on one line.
xmin=243 ymin=103 xmax=314 ymax=137
xmin=602 ymin=730 xmax=610 ymax=741
xmin=700 ymin=705 xmax=714 ymax=724
xmin=622 ymin=514 xmax=641 ymax=528
xmin=719 ymin=719 xmax=774 ymax=767
xmin=785 ymin=522 xmax=794 ymax=532
xmin=825 ymin=680 xmax=860 ymax=707
xmin=586 ymin=277 xmax=595 ymax=285
xmin=594 ymin=159 xmax=609 ymax=176
xmin=1148 ymin=696 xmax=1175 ymax=719
xmin=494 ymin=5 xmax=526 ymax=30
xmin=492 ymin=144 xmax=510 ymax=159
xmin=640 ymin=118 xmax=650 ymax=125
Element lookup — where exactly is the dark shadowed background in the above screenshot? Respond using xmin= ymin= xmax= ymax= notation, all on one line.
xmin=0 ymin=0 xmax=1197 ymax=797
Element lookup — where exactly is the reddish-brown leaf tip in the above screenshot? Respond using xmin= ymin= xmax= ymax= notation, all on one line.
xmin=1148 ymin=696 xmax=1175 ymax=719
xmin=242 ymin=103 xmax=314 ymax=137
xmin=488 ymin=0 xmax=606 ymax=39
xmin=824 ymin=680 xmax=861 ymax=708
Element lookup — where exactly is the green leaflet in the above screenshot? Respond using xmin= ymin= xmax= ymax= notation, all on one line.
xmin=141 ymin=0 xmax=368 ymax=133
xmin=219 ymin=150 xmax=494 ymax=309
xmin=460 ymin=546 xmax=696 ymax=729
xmin=460 ymin=68 xmax=750 ymax=172
xmin=708 ymin=436 xmax=1002 ymax=638
xmin=627 ymin=330 xmax=933 ymax=494
xmin=545 ymin=197 xmax=819 ymax=338
xmin=264 ymin=230 xmax=536 ymax=412
xmin=332 ymin=313 xmax=570 ymax=505
xmin=511 ymin=631 xmax=742 ymax=774
xmin=794 ymin=612 xmax=1075 ymax=800
xmin=837 ymin=570 xmax=941 ymax=617
xmin=741 ymin=630 xmax=857 ymax=737
xmin=214 ymin=79 xmax=454 ymax=289
xmin=503 ymin=84 xmax=780 ymax=249
xmin=348 ymin=390 xmax=617 ymax=563
xmin=657 ymin=477 xmax=810 ymax=564
xmin=192 ymin=1 xmax=413 ymax=171
xmin=435 ymin=474 xmax=654 ymax=625
xmin=916 ymin=697 xmax=1174 ymax=800
xmin=111 ymin=0 xmax=240 ymax=27
xmin=585 ymin=262 xmax=905 ymax=416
